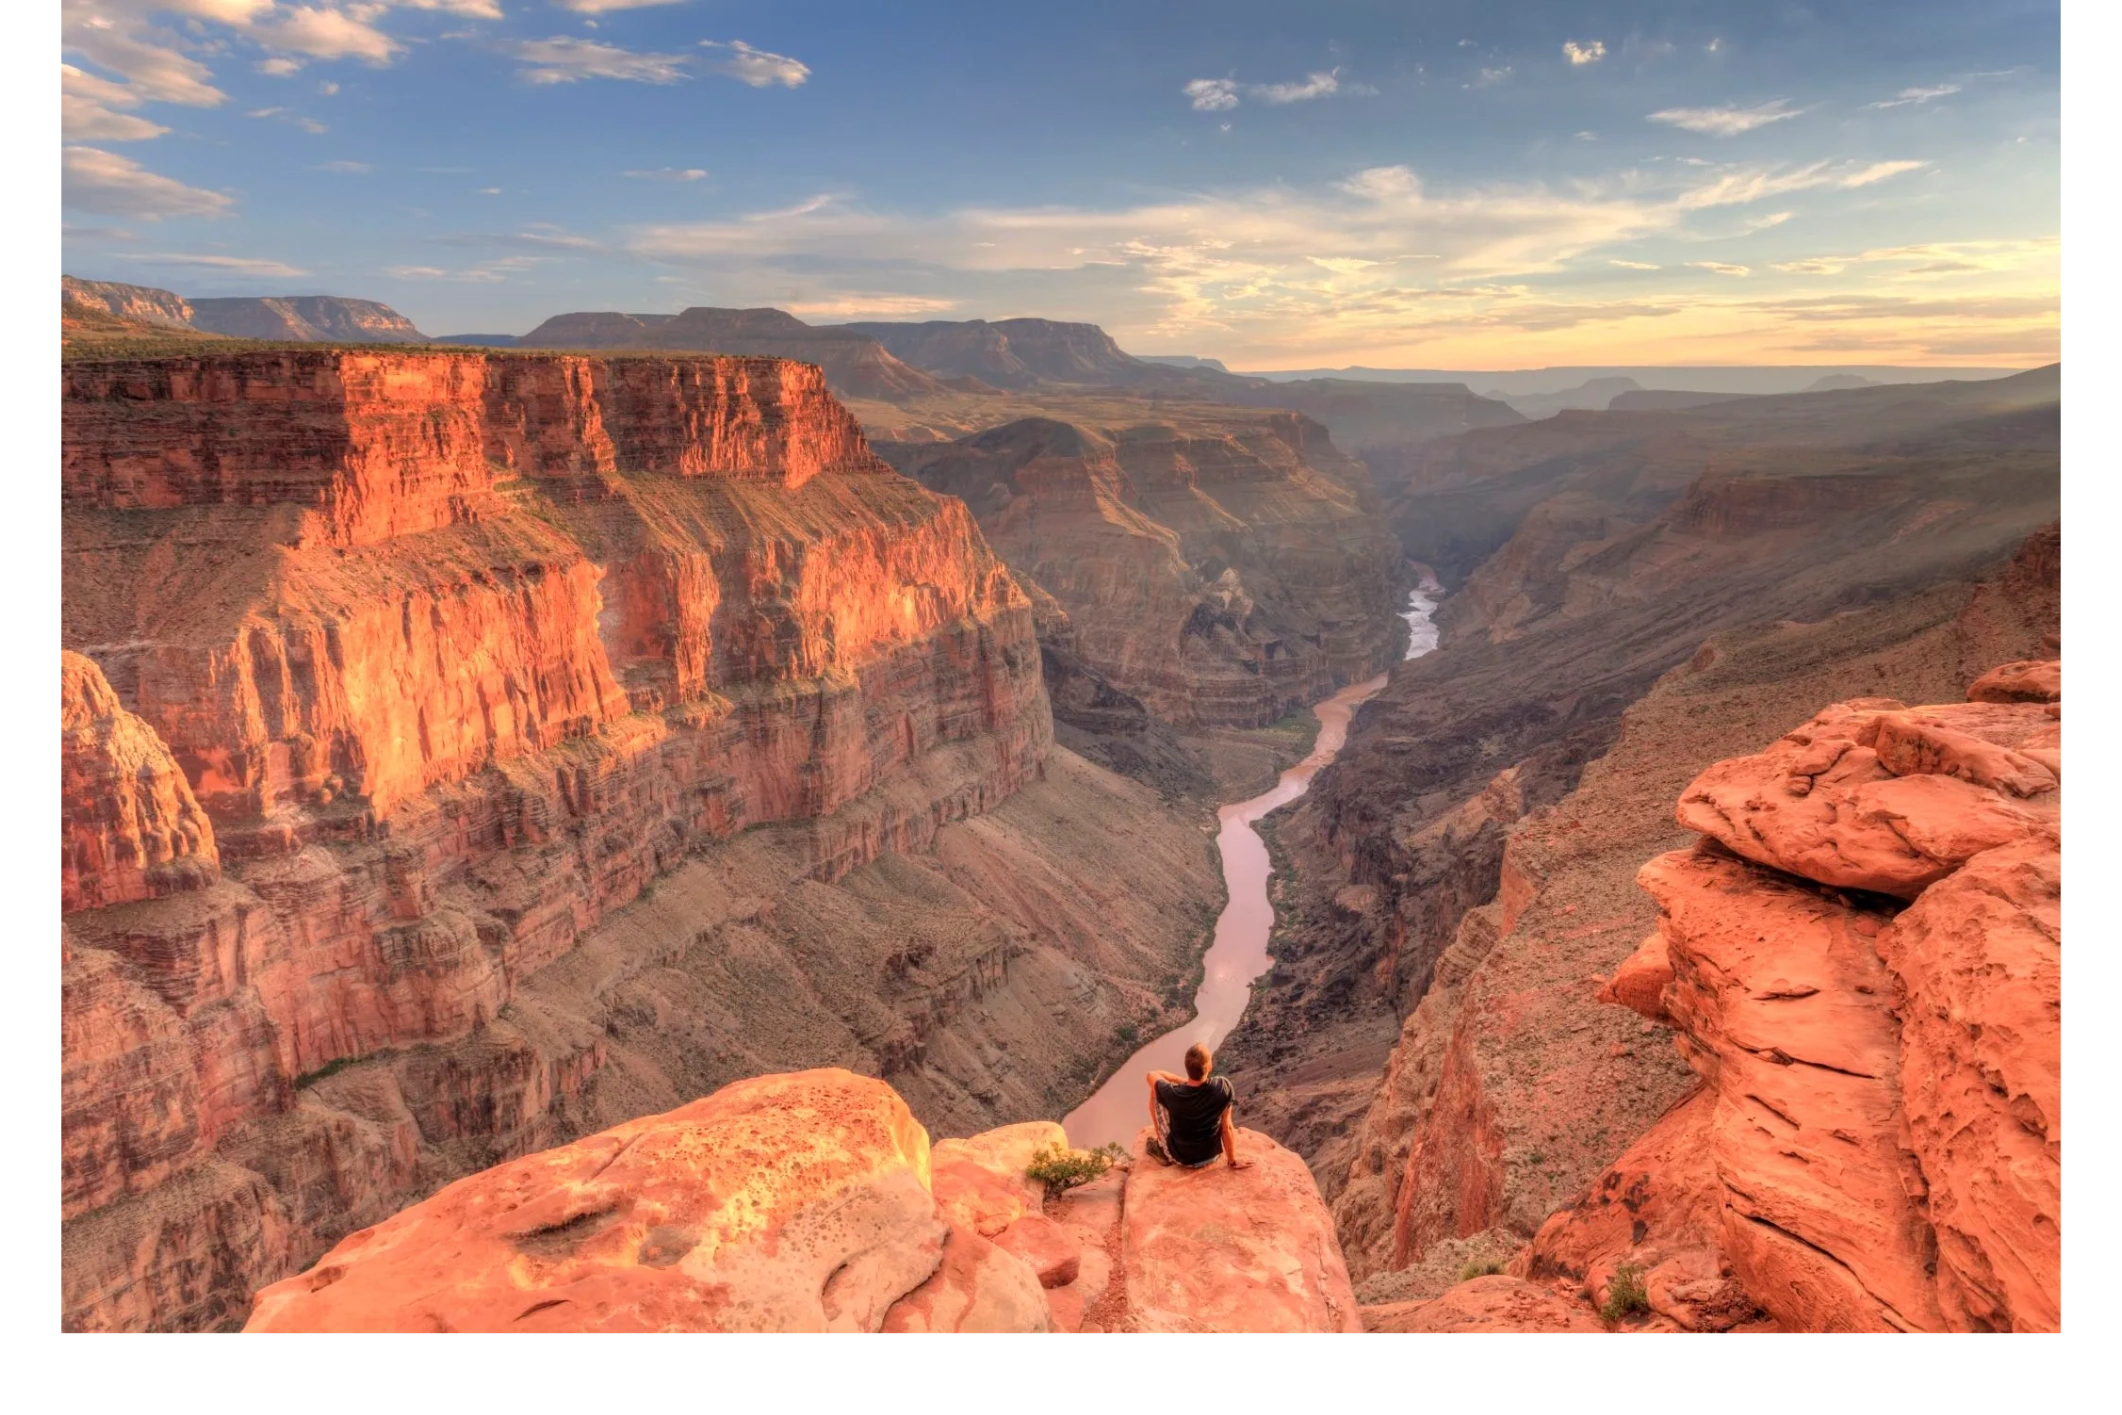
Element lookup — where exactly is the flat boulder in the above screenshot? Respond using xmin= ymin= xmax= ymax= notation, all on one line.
xmin=1968 ymin=659 xmax=2061 ymax=704
xmin=1119 ymin=1126 xmax=1360 ymax=1333
xmin=1675 ymin=698 xmax=2057 ymax=898
xmin=244 ymin=1069 xmax=946 ymax=1333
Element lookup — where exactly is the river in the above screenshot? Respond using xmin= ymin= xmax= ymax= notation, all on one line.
xmin=1061 ymin=571 xmax=1445 ymax=1149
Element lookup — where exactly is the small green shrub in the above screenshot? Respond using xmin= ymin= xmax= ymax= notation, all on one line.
xmin=1114 ymin=1023 xmax=1139 ymax=1044
xmin=1457 ymin=1259 xmax=1506 ymax=1282
xmin=1026 ymin=1141 xmax=1128 ymax=1197
xmin=1599 ymin=1262 xmax=1651 ymax=1325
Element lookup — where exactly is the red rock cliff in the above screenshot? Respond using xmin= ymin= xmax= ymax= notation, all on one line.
xmin=1530 ymin=663 xmax=2061 ymax=1331
xmin=61 ymin=349 xmax=1053 ymax=1330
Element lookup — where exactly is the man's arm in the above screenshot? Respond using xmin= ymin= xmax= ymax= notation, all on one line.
xmin=1220 ymin=1102 xmax=1250 ymax=1170
xmin=1146 ymin=1072 xmax=1176 ymax=1129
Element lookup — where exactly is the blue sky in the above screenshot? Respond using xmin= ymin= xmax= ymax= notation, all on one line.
xmin=61 ymin=2 xmax=2060 ymax=367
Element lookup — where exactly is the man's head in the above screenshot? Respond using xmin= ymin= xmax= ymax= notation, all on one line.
xmin=1184 ymin=1043 xmax=1212 ymax=1081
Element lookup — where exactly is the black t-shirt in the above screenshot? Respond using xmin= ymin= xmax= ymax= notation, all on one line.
xmin=1155 ymin=1076 xmax=1234 ymax=1164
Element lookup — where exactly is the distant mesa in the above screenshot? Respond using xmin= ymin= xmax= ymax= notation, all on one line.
xmin=515 ymin=306 xmax=950 ymax=403
xmin=1484 ymin=376 xmax=1644 ymax=420
xmin=1137 ymin=354 xmax=1230 ymax=372
xmin=63 ymin=275 xmax=427 ymax=346
xmin=187 ymin=295 xmax=426 ymax=343
xmin=430 ymin=333 xmax=521 ymax=348
xmin=1606 ymin=389 xmax=1758 ymax=412
xmin=1804 ymin=372 xmax=1879 ymax=392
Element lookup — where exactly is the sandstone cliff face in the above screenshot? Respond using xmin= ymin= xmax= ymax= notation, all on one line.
xmin=1586 ymin=677 xmax=2061 ymax=1332
xmin=62 ymin=652 xmax=218 ymax=912
xmin=242 ymin=1069 xmax=1359 ymax=1334
xmin=887 ymin=411 xmax=1406 ymax=729
xmin=1227 ymin=525 xmax=2059 ymax=1306
xmin=61 ymin=349 xmax=1155 ymax=1331
xmin=1218 ymin=372 xmax=2059 ymax=1237
xmin=63 ymin=276 xmax=196 ymax=330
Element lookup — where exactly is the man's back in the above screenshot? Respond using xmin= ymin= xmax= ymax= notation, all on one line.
xmin=1154 ymin=1075 xmax=1234 ymax=1165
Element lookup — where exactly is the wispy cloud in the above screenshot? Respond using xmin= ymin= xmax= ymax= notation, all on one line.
xmin=507 ymin=37 xmax=692 ymax=85
xmin=782 ymin=293 xmax=959 ymax=318
xmin=128 ymin=251 xmax=310 ymax=277
xmin=1185 ymin=78 xmax=1240 ymax=112
xmin=625 ymin=167 xmax=709 ymax=182
xmin=1689 ymin=261 xmax=1751 ymax=276
xmin=558 ymin=0 xmax=688 ymax=11
xmin=63 ymin=145 xmax=232 ymax=219
xmin=1771 ymin=237 xmax=2055 ymax=279
xmin=1468 ymin=66 xmax=1513 ymax=88
xmin=1839 ymin=159 xmax=1927 ymax=187
xmin=61 ymin=64 xmax=168 ymax=142
xmin=1184 ymin=68 xmax=1371 ymax=110
xmin=1648 ymin=100 xmax=1803 ymax=136
xmin=1563 ymin=40 xmax=1606 ymax=66
xmin=317 ymin=160 xmax=374 ymax=173
xmin=700 ymin=40 xmax=811 ymax=88
xmin=1610 ymin=259 xmax=1660 ymax=270
xmin=1255 ymin=70 xmax=1345 ymax=104
xmin=1868 ymin=84 xmax=1960 ymax=109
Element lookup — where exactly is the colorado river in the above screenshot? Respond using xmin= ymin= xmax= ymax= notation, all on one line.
xmin=1062 ymin=574 xmax=1444 ymax=1149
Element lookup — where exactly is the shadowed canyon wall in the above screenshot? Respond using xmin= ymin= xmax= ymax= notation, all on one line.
xmin=59 ymin=349 xmax=1225 ymax=1331
xmin=883 ymin=411 xmax=1407 ymax=731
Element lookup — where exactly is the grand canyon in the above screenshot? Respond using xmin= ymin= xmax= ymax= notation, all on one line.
xmin=55 ymin=1 xmax=2063 ymax=1344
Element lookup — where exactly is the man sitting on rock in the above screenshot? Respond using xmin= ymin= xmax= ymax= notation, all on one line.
xmin=1145 ymin=1043 xmax=1250 ymax=1170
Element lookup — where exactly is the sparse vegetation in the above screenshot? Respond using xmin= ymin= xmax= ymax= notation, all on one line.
xmin=1114 ymin=1022 xmax=1139 ymax=1044
xmin=1026 ymin=1141 xmax=1128 ymax=1197
xmin=1599 ymin=1261 xmax=1651 ymax=1326
xmin=1458 ymin=1259 xmax=1507 ymax=1282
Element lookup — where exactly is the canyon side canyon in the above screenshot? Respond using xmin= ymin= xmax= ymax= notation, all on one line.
xmin=58 ymin=288 xmax=2062 ymax=1332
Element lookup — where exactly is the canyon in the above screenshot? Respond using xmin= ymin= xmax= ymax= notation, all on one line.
xmin=59 ymin=346 xmax=1229 ymax=1331
xmin=883 ymin=410 xmax=1407 ymax=733
xmin=56 ymin=281 xmax=2063 ymax=1334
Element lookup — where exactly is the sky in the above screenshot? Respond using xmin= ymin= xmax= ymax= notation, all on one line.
xmin=60 ymin=1 xmax=2061 ymax=369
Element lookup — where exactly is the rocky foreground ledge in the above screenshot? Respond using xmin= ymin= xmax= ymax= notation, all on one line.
xmin=241 ymin=658 xmax=2061 ymax=1335
xmin=244 ymin=1067 xmax=1360 ymax=1333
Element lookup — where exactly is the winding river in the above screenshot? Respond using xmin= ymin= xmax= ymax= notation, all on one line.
xmin=1062 ymin=571 xmax=1445 ymax=1149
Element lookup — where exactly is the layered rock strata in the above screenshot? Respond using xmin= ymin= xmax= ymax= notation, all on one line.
xmin=887 ymin=413 xmax=1406 ymax=729
xmin=1249 ymin=527 xmax=2058 ymax=1299
xmin=1218 ymin=376 xmax=2058 ymax=1236
xmin=1526 ymin=668 xmax=2061 ymax=1332
xmin=62 ymin=350 xmax=1224 ymax=1331
xmin=244 ymin=1069 xmax=1361 ymax=1334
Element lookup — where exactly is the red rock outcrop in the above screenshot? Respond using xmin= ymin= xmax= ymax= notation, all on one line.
xmin=1120 ymin=1126 xmax=1362 ymax=1333
xmin=246 ymin=1070 xmax=951 ymax=1332
xmin=1361 ymin=1275 xmax=1605 ymax=1332
xmin=1968 ymin=659 xmax=2062 ymax=704
xmin=61 ymin=349 xmax=1061 ymax=1331
xmin=240 ymin=1070 xmax=1377 ymax=1334
xmin=1537 ymin=665 xmax=2061 ymax=1332
xmin=62 ymin=651 xmax=218 ymax=912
